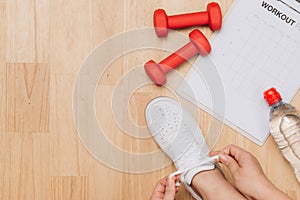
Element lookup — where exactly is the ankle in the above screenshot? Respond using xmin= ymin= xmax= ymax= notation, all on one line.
xmin=191 ymin=168 xmax=247 ymax=200
xmin=183 ymin=163 xmax=215 ymax=185
xmin=191 ymin=168 xmax=223 ymax=197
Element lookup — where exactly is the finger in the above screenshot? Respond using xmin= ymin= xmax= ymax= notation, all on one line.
xmin=164 ymin=178 xmax=176 ymax=200
xmin=151 ymin=192 xmax=164 ymax=200
xmin=153 ymin=177 xmax=167 ymax=194
xmin=174 ymin=175 xmax=181 ymax=183
xmin=219 ymin=153 xmax=240 ymax=174
xmin=221 ymin=144 xmax=248 ymax=161
xmin=209 ymin=151 xmax=220 ymax=157
xmin=209 ymin=151 xmax=222 ymax=162
xmin=151 ymin=182 xmax=165 ymax=200
xmin=173 ymin=175 xmax=181 ymax=187
xmin=175 ymin=174 xmax=181 ymax=180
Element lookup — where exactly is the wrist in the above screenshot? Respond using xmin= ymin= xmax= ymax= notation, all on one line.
xmin=255 ymin=179 xmax=275 ymax=199
xmin=255 ymin=177 xmax=291 ymax=200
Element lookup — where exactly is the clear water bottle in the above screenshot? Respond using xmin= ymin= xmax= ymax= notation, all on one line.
xmin=264 ymin=87 xmax=300 ymax=182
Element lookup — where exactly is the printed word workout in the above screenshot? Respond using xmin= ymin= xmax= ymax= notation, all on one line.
xmin=178 ymin=0 xmax=300 ymax=145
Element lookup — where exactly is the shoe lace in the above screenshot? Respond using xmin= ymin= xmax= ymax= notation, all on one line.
xmin=169 ymin=155 xmax=219 ymax=186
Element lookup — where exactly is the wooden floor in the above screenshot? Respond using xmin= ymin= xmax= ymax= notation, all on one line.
xmin=0 ymin=0 xmax=299 ymax=199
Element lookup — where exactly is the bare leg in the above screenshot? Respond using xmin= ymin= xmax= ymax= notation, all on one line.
xmin=191 ymin=168 xmax=246 ymax=200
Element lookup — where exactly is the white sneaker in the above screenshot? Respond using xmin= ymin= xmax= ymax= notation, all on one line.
xmin=145 ymin=97 xmax=218 ymax=200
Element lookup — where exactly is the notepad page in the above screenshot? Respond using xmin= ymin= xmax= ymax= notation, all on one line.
xmin=177 ymin=0 xmax=300 ymax=145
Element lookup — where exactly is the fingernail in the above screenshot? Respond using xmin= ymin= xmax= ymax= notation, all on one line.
xmin=220 ymin=154 xmax=227 ymax=162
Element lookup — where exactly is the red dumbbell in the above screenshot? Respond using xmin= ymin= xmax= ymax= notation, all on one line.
xmin=154 ymin=2 xmax=222 ymax=37
xmin=144 ymin=29 xmax=211 ymax=86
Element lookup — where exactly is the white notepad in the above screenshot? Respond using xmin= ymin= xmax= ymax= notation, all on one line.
xmin=177 ymin=0 xmax=300 ymax=145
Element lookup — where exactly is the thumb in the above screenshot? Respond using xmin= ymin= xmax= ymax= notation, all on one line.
xmin=164 ymin=178 xmax=176 ymax=200
xmin=220 ymin=154 xmax=239 ymax=175
xmin=209 ymin=151 xmax=220 ymax=157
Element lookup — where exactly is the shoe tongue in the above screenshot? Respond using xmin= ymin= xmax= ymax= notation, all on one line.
xmin=174 ymin=142 xmax=208 ymax=170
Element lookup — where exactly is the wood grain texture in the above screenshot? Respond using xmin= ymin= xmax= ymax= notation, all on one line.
xmin=0 ymin=3 xmax=6 ymax=133
xmin=6 ymin=0 xmax=49 ymax=63
xmin=1 ymin=0 xmax=300 ymax=199
xmin=50 ymin=75 xmax=91 ymax=176
xmin=6 ymin=63 xmax=50 ymax=132
xmin=87 ymin=162 xmax=123 ymax=199
xmin=49 ymin=0 xmax=92 ymax=75
xmin=0 ymin=133 xmax=50 ymax=200
xmin=51 ymin=176 xmax=88 ymax=200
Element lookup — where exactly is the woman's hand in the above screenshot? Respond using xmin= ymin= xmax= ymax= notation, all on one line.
xmin=211 ymin=144 xmax=292 ymax=200
xmin=150 ymin=175 xmax=180 ymax=200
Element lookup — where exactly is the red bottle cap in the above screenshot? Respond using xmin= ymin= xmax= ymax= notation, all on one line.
xmin=263 ymin=87 xmax=282 ymax=106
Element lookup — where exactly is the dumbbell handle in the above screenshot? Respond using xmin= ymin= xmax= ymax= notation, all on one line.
xmin=144 ymin=30 xmax=210 ymax=86
xmin=159 ymin=42 xmax=199 ymax=73
xmin=168 ymin=12 xmax=208 ymax=29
